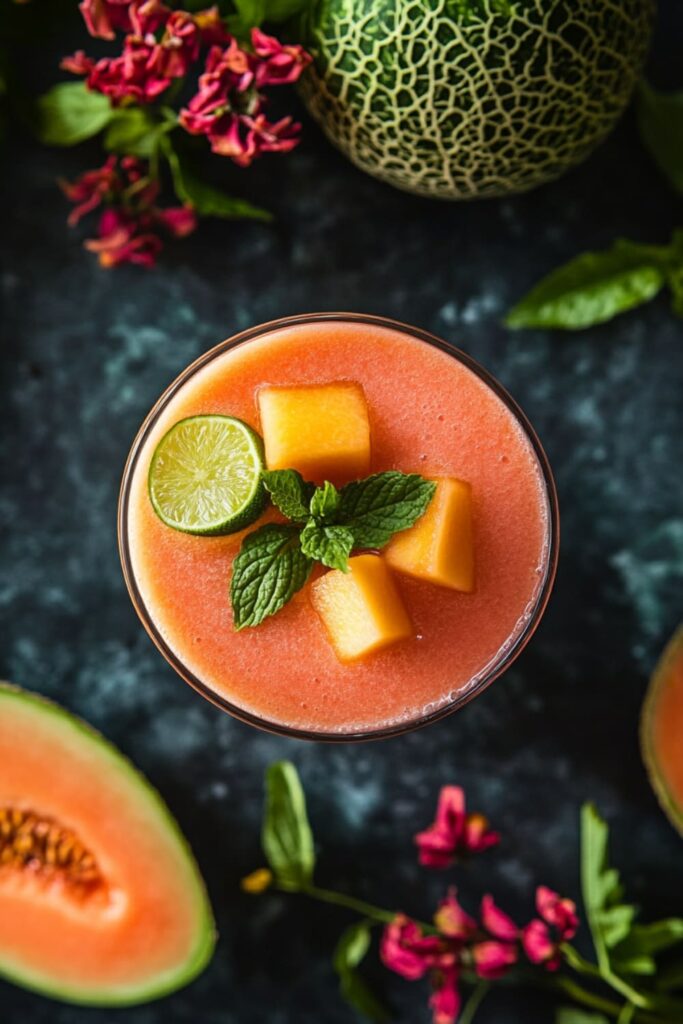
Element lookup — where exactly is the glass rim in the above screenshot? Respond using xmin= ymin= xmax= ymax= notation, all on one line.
xmin=118 ymin=312 xmax=560 ymax=743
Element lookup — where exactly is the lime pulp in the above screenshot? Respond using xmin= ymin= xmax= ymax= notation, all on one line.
xmin=148 ymin=415 xmax=265 ymax=535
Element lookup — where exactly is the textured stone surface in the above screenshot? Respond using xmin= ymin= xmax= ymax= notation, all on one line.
xmin=1 ymin=4 xmax=682 ymax=1022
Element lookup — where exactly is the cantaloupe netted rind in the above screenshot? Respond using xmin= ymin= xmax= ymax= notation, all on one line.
xmin=640 ymin=626 xmax=683 ymax=839
xmin=0 ymin=683 xmax=215 ymax=1006
xmin=299 ymin=0 xmax=654 ymax=199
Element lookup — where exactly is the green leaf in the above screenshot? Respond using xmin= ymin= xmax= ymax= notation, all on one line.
xmin=614 ymin=920 xmax=683 ymax=970
xmin=310 ymin=480 xmax=341 ymax=520
xmin=230 ymin=523 xmax=312 ymax=629
xmin=556 ymin=1010 xmax=609 ymax=1024
xmin=300 ymin=522 xmax=354 ymax=571
xmin=232 ymin=0 xmax=311 ymax=28
xmin=34 ymin=82 xmax=112 ymax=146
xmin=598 ymin=904 xmax=637 ymax=949
xmin=637 ymin=81 xmax=683 ymax=195
xmin=505 ymin=240 xmax=668 ymax=330
xmin=162 ymin=137 xmax=272 ymax=221
xmin=337 ymin=472 xmax=436 ymax=549
xmin=103 ymin=108 xmax=162 ymax=157
xmin=333 ymin=922 xmax=390 ymax=1023
xmin=262 ymin=0 xmax=314 ymax=21
xmin=262 ymin=469 xmax=313 ymax=521
xmin=261 ymin=761 xmax=315 ymax=890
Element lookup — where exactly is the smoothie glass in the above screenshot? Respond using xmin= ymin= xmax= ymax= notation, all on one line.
xmin=118 ymin=313 xmax=559 ymax=741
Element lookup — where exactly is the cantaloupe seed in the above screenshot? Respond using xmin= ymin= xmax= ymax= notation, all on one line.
xmin=0 ymin=806 xmax=103 ymax=895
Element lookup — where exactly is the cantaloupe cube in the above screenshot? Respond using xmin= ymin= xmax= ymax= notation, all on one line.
xmin=385 ymin=477 xmax=474 ymax=592
xmin=257 ymin=382 xmax=370 ymax=483
xmin=310 ymin=554 xmax=413 ymax=663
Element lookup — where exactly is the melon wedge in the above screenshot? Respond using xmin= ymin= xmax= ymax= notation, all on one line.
xmin=0 ymin=683 xmax=215 ymax=1005
xmin=641 ymin=625 xmax=683 ymax=838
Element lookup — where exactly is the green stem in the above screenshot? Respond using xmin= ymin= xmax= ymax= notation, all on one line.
xmin=549 ymin=976 xmax=681 ymax=1024
xmin=299 ymin=884 xmax=395 ymax=923
xmin=617 ymin=1003 xmax=636 ymax=1024
xmin=292 ymin=883 xmax=432 ymax=929
xmin=563 ymin=943 xmax=655 ymax=1011
xmin=458 ymin=982 xmax=490 ymax=1024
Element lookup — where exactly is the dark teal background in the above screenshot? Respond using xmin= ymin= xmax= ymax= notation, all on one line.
xmin=1 ymin=3 xmax=682 ymax=1021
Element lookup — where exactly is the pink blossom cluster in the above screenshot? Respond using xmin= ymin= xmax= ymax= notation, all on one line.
xmin=381 ymin=787 xmax=579 ymax=1024
xmin=62 ymin=0 xmax=311 ymax=166
xmin=60 ymin=155 xmax=196 ymax=267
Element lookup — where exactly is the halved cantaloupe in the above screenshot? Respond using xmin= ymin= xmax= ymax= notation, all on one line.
xmin=0 ymin=683 xmax=215 ymax=1005
xmin=257 ymin=382 xmax=371 ymax=482
xmin=641 ymin=625 xmax=683 ymax=838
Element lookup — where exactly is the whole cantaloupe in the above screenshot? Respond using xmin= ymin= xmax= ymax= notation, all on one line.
xmin=298 ymin=0 xmax=655 ymax=199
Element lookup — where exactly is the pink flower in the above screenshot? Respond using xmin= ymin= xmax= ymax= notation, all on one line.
xmin=128 ymin=0 xmax=169 ymax=36
xmin=78 ymin=0 xmax=134 ymax=39
xmin=70 ymin=36 xmax=172 ymax=104
xmin=152 ymin=10 xmax=201 ymax=79
xmin=480 ymin=894 xmax=519 ymax=942
xmin=521 ymin=919 xmax=560 ymax=971
xmin=59 ymin=155 xmax=120 ymax=225
xmin=250 ymin=27 xmax=311 ymax=86
xmin=156 ymin=205 xmax=197 ymax=237
xmin=84 ymin=208 xmax=162 ymax=267
xmin=381 ymin=915 xmax=453 ymax=981
xmin=382 ymin=916 xmax=462 ymax=1024
xmin=472 ymin=940 xmax=518 ymax=979
xmin=429 ymin=967 xmax=461 ymax=1024
xmin=209 ymin=112 xmax=300 ymax=166
xmin=433 ymin=889 xmax=477 ymax=941
xmin=193 ymin=4 xmax=231 ymax=45
xmin=536 ymin=885 xmax=579 ymax=939
xmin=60 ymin=50 xmax=96 ymax=75
xmin=78 ymin=0 xmax=168 ymax=38
xmin=415 ymin=787 xmax=500 ymax=869
xmin=521 ymin=886 xmax=578 ymax=972
xmin=179 ymin=32 xmax=310 ymax=165
xmin=61 ymin=157 xmax=196 ymax=268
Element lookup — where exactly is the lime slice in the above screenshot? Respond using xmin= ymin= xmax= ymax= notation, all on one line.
xmin=148 ymin=415 xmax=266 ymax=535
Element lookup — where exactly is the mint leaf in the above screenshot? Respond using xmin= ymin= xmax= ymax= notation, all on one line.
xmin=162 ymin=138 xmax=272 ymax=221
xmin=337 ymin=472 xmax=436 ymax=549
xmin=230 ymin=524 xmax=311 ymax=629
xmin=310 ymin=480 xmax=340 ymax=520
xmin=103 ymin=108 xmax=162 ymax=157
xmin=262 ymin=761 xmax=315 ymax=891
xmin=637 ymin=81 xmax=683 ymax=195
xmin=333 ymin=922 xmax=390 ymax=1023
xmin=34 ymin=82 xmax=112 ymax=147
xmin=556 ymin=1010 xmax=609 ymax=1024
xmin=613 ymin=920 xmax=683 ymax=977
xmin=262 ymin=469 xmax=313 ymax=521
xmin=505 ymin=240 xmax=668 ymax=330
xmin=300 ymin=522 xmax=354 ymax=571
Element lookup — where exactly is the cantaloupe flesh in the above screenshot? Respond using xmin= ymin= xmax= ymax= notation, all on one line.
xmin=258 ymin=381 xmax=370 ymax=483
xmin=385 ymin=477 xmax=474 ymax=592
xmin=641 ymin=625 xmax=683 ymax=837
xmin=310 ymin=554 xmax=413 ymax=662
xmin=0 ymin=684 xmax=214 ymax=1005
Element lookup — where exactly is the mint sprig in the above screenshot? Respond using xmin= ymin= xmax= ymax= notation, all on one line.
xmin=230 ymin=470 xmax=436 ymax=628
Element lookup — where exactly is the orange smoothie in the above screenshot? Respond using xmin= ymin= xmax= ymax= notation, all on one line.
xmin=121 ymin=316 xmax=556 ymax=738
